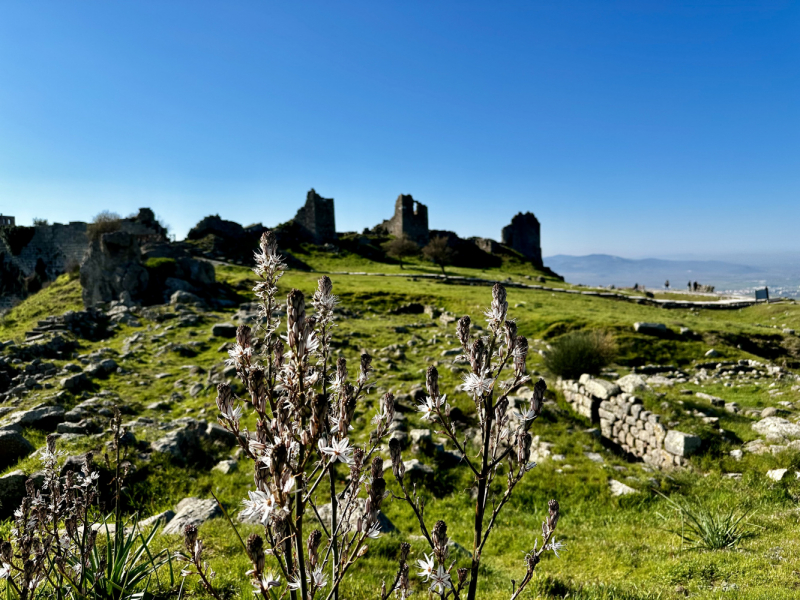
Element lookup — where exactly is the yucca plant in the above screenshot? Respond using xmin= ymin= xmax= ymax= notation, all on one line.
xmin=660 ymin=495 xmax=755 ymax=551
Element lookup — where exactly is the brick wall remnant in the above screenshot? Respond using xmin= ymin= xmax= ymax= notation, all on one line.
xmin=377 ymin=195 xmax=429 ymax=246
xmin=501 ymin=212 xmax=542 ymax=267
xmin=0 ymin=215 xmax=14 ymax=226
xmin=292 ymin=189 xmax=337 ymax=244
xmin=557 ymin=376 xmax=701 ymax=469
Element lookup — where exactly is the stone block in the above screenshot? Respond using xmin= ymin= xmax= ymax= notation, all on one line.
xmin=584 ymin=378 xmax=621 ymax=400
xmin=664 ymin=430 xmax=702 ymax=457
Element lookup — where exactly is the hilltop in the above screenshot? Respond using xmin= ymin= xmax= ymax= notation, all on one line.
xmin=2 ymin=246 xmax=800 ymax=599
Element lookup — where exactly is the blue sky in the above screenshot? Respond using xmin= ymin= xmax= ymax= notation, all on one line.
xmin=0 ymin=1 xmax=798 ymax=258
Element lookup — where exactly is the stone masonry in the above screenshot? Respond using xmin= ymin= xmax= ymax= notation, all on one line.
xmin=502 ymin=212 xmax=543 ymax=267
xmin=292 ymin=189 xmax=337 ymax=244
xmin=0 ymin=215 xmax=14 ymax=226
xmin=558 ymin=376 xmax=701 ymax=468
xmin=378 ymin=194 xmax=429 ymax=246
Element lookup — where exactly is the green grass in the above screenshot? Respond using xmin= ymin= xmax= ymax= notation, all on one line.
xmin=3 ymin=254 xmax=800 ymax=599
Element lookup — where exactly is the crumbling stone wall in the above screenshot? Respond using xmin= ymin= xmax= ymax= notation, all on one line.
xmin=377 ymin=194 xmax=429 ymax=246
xmin=292 ymin=189 xmax=337 ymax=244
xmin=502 ymin=212 xmax=543 ymax=267
xmin=558 ymin=376 xmax=701 ymax=468
xmin=0 ymin=215 xmax=14 ymax=226
xmin=7 ymin=222 xmax=90 ymax=280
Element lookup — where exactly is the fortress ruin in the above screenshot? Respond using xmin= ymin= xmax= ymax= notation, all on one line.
xmin=292 ymin=189 xmax=337 ymax=244
xmin=375 ymin=194 xmax=429 ymax=246
xmin=502 ymin=212 xmax=543 ymax=267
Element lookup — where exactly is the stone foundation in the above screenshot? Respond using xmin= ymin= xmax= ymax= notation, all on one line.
xmin=557 ymin=376 xmax=699 ymax=468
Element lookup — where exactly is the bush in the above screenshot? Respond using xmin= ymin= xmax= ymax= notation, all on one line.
xmin=543 ymin=330 xmax=616 ymax=379
xmin=87 ymin=210 xmax=122 ymax=242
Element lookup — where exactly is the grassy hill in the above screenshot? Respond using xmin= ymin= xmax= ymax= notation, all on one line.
xmin=2 ymin=249 xmax=800 ymax=600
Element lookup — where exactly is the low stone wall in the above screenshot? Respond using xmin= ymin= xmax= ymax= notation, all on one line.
xmin=557 ymin=376 xmax=700 ymax=468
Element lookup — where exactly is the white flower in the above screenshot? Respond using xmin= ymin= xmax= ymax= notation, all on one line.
xmin=253 ymin=572 xmax=281 ymax=592
xmin=226 ymin=343 xmax=252 ymax=366
xmin=429 ymin=565 xmax=452 ymax=593
xmin=310 ymin=566 xmax=328 ymax=589
xmin=366 ymin=520 xmax=382 ymax=539
xmin=222 ymin=403 xmax=244 ymax=423
xmin=371 ymin=407 xmax=388 ymax=425
xmin=417 ymin=397 xmax=436 ymax=421
xmin=240 ymin=490 xmax=277 ymax=525
xmin=417 ymin=553 xmax=435 ymax=581
xmin=462 ymin=372 xmax=494 ymax=396
xmin=0 ymin=563 xmax=10 ymax=579
xmin=287 ymin=574 xmax=302 ymax=590
xmin=547 ymin=538 xmax=566 ymax=558
xmin=319 ymin=437 xmax=354 ymax=464
xmin=516 ymin=408 xmax=538 ymax=422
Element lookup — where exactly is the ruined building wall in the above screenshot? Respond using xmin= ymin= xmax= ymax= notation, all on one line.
xmin=293 ymin=189 xmax=337 ymax=244
xmin=557 ymin=377 xmax=701 ymax=469
xmin=501 ymin=212 xmax=543 ymax=267
xmin=8 ymin=222 xmax=90 ymax=279
xmin=378 ymin=194 xmax=429 ymax=246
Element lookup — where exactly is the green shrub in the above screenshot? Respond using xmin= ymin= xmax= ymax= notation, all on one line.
xmin=543 ymin=330 xmax=616 ymax=379
xmin=87 ymin=210 xmax=122 ymax=242
xmin=663 ymin=497 xmax=755 ymax=551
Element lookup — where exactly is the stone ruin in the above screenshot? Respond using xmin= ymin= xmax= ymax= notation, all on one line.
xmin=292 ymin=189 xmax=337 ymax=244
xmin=375 ymin=194 xmax=430 ymax=246
xmin=557 ymin=375 xmax=701 ymax=469
xmin=0 ymin=215 xmax=14 ymax=226
xmin=502 ymin=212 xmax=543 ymax=267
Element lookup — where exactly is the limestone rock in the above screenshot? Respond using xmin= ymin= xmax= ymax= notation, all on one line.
xmin=170 ymin=290 xmax=204 ymax=307
xmin=583 ymin=378 xmax=620 ymax=400
xmin=761 ymin=407 xmax=778 ymax=418
xmin=705 ymin=349 xmax=720 ymax=358
xmin=80 ymin=231 xmax=150 ymax=308
xmin=664 ymin=430 xmax=702 ymax=457
xmin=162 ymin=498 xmax=222 ymax=535
xmin=211 ymin=323 xmax=237 ymax=338
xmin=61 ymin=373 xmax=91 ymax=393
xmin=0 ymin=430 xmax=35 ymax=470
xmin=633 ymin=322 xmax=667 ymax=335
xmin=609 ymin=479 xmax=638 ymax=496
xmin=767 ymin=468 xmax=790 ymax=481
xmin=5 ymin=405 xmax=65 ymax=430
xmin=212 ymin=459 xmax=237 ymax=474
xmin=752 ymin=417 xmax=800 ymax=440
xmin=0 ymin=470 xmax=27 ymax=519
xmin=616 ymin=373 xmax=648 ymax=393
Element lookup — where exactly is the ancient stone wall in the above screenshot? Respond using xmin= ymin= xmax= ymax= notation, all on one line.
xmin=9 ymin=222 xmax=90 ymax=279
xmin=0 ymin=216 xmax=14 ymax=226
xmin=502 ymin=212 xmax=543 ymax=267
xmin=557 ymin=376 xmax=701 ymax=468
xmin=293 ymin=189 xmax=337 ymax=244
xmin=378 ymin=195 xmax=429 ymax=246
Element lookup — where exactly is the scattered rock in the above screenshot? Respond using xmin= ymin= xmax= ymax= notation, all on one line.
xmin=609 ymin=479 xmax=638 ymax=496
xmin=170 ymin=290 xmax=205 ymax=307
xmin=584 ymin=452 xmax=604 ymax=464
xmin=212 ymin=459 xmax=238 ymax=474
xmin=633 ymin=322 xmax=667 ymax=335
xmin=583 ymin=378 xmax=620 ymax=400
xmin=0 ymin=470 xmax=27 ymax=519
xmin=761 ymin=407 xmax=779 ymax=418
xmin=0 ymin=430 xmax=35 ymax=470
xmin=211 ymin=323 xmax=237 ymax=338
xmin=5 ymin=405 xmax=65 ymax=430
xmin=766 ymin=468 xmax=792 ymax=482
xmin=61 ymin=373 xmax=91 ymax=393
xmin=162 ymin=498 xmax=222 ymax=535
xmin=752 ymin=417 xmax=800 ymax=440
xmin=705 ymin=349 xmax=720 ymax=358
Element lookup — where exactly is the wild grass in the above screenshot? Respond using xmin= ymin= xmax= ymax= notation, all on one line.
xmin=543 ymin=330 xmax=616 ymax=379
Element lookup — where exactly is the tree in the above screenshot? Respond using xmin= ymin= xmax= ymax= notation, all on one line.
xmin=383 ymin=234 xmax=419 ymax=269
xmin=422 ymin=235 xmax=454 ymax=276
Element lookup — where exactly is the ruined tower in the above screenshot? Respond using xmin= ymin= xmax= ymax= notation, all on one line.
xmin=502 ymin=212 xmax=543 ymax=267
xmin=292 ymin=189 xmax=337 ymax=244
xmin=378 ymin=194 xmax=429 ymax=246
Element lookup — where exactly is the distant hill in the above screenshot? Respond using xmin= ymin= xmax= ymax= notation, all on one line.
xmin=544 ymin=254 xmax=772 ymax=292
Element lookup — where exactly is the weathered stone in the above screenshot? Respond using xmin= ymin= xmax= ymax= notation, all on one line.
xmin=292 ymin=189 xmax=337 ymax=244
xmin=313 ymin=499 xmax=396 ymax=533
xmin=61 ymin=373 xmax=91 ymax=393
xmin=375 ymin=194 xmax=429 ymax=246
xmin=664 ymin=430 xmax=701 ymax=457
xmin=633 ymin=322 xmax=667 ymax=335
xmin=211 ymin=323 xmax=237 ymax=338
xmin=583 ymin=378 xmax=620 ymax=400
xmin=705 ymin=349 xmax=720 ymax=358
xmin=212 ymin=459 xmax=238 ymax=474
xmin=761 ymin=407 xmax=778 ymax=418
xmin=0 ymin=430 xmax=35 ymax=470
xmin=6 ymin=405 xmax=65 ymax=430
xmin=170 ymin=290 xmax=204 ymax=306
xmin=609 ymin=479 xmax=638 ymax=496
xmin=752 ymin=417 xmax=800 ymax=440
xmin=0 ymin=470 xmax=27 ymax=519
xmin=766 ymin=468 xmax=791 ymax=482
xmin=616 ymin=374 xmax=648 ymax=393
xmin=162 ymin=498 xmax=222 ymax=535
xmin=80 ymin=231 xmax=150 ymax=308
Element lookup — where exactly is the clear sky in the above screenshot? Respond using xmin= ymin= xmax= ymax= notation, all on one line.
xmin=0 ymin=1 xmax=797 ymax=258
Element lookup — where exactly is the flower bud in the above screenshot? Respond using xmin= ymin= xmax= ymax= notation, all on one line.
xmin=389 ymin=438 xmax=404 ymax=480
xmin=432 ymin=520 xmax=449 ymax=564
xmin=469 ymin=338 xmax=486 ymax=375
xmin=515 ymin=336 xmax=529 ymax=375
xmin=236 ymin=324 xmax=252 ymax=352
xmin=530 ymin=378 xmax=547 ymax=418
xmin=426 ymin=366 xmax=439 ymax=400
xmin=307 ymin=529 xmax=322 ymax=568
xmin=457 ymin=316 xmax=471 ymax=351
xmin=286 ymin=289 xmax=306 ymax=354
xmin=504 ymin=320 xmax=517 ymax=351
xmin=247 ymin=533 xmax=265 ymax=575
xmin=183 ymin=524 xmax=198 ymax=553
